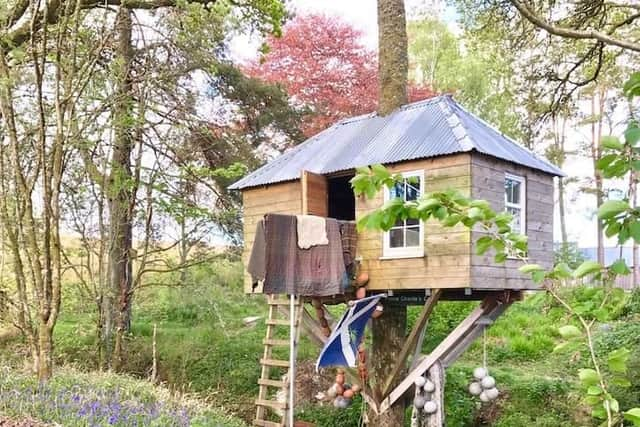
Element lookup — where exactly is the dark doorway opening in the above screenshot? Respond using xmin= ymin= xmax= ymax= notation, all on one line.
xmin=328 ymin=175 xmax=356 ymax=221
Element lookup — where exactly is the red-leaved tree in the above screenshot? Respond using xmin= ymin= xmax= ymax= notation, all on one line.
xmin=246 ymin=14 xmax=436 ymax=137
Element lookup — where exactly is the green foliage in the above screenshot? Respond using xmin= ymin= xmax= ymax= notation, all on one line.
xmin=554 ymin=242 xmax=586 ymax=269
xmin=407 ymin=17 xmax=523 ymax=139
xmin=296 ymin=398 xmax=363 ymax=427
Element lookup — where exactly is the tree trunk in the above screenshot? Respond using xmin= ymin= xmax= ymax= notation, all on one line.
xmin=37 ymin=323 xmax=53 ymax=381
xmin=370 ymin=304 xmax=407 ymax=426
xmin=590 ymin=91 xmax=605 ymax=267
xmin=103 ymin=6 xmax=135 ymax=371
xmin=377 ymin=0 xmax=408 ymax=116
xmin=371 ymin=0 xmax=410 ymax=424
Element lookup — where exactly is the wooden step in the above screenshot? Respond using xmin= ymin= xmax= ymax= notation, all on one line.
xmin=263 ymin=338 xmax=289 ymax=347
xmin=255 ymin=399 xmax=287 ymax=410
xmin=266 ymin=318 xmax=290 ymax=326
xmin=254 ymin=418 xmax=283 ymax=427
xmin=258 ymin=378 xmax=286 ymax=388
xmin=268 ymin=298 xmax=295 ymax=306
xmin=260 ymin=358 xmax=290 ymax=368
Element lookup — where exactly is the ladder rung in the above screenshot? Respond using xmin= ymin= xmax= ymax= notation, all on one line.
xmin=269 ymin=298 xmax=295 ymax=306
xmin=266 ymin=319 xmax=290 ymax=326
xmin=263 ymin=338 xmax=289 ymax=347
xmin=260 ymin=358 xmax=290 ymax=368
xmin=254 ymin=418 xmax=283 ymax=427
xmin=258 ymin=378 xmax=286 ymax=388
xmin=255 ymin=399 xmax=287 ymax=409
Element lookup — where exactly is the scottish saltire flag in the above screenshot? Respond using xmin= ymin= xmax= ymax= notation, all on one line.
xmin=315 ymin=294 xmax=384 ymax=371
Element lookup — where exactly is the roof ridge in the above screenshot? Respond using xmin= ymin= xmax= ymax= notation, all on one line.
xmin=438 ymin=97 xmax=475 ymax=151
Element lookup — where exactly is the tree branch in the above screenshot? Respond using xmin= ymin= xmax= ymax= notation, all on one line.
xmin=510 ymin=0 xmax=640 ymax=52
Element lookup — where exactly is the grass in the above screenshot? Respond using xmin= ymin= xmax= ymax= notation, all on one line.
xmin=0 ymin=366 xmax=248 ymax=427
xmin=1 ymin=259 xmax=640 ymax=426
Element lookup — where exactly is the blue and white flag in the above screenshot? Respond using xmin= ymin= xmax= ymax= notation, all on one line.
xmin=315 ymin=294 xmax=384 ymax=371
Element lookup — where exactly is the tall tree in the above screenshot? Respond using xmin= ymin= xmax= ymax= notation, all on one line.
xmin=0 ymin=0 xmax=111 ymax=380
xmin=369 ymin=1 xmax=409 ymax=425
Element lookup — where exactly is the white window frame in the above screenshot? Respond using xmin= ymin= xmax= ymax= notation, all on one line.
xmin=505 ymin=173 xmax=526 ymax=235
xmin=381 ymin=170 xmax=425 ymax=259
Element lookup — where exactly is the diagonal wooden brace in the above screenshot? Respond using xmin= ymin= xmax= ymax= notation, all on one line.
xmin=379 ymin=296 xmax=499 ymax=414
xmin=381 ymin=289 xmax=442 ymax=397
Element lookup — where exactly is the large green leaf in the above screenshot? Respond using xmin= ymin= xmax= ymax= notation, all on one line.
xmin=625 ymin=125 xmax=640 ymax=146
xmin=573 ymin=261 xmax=602 ymax=278
xmin=624 ymin=408 xmax=640 ymax=426
xmin=601 ymin=135 xmax=623 ymax=150
xmin=597 ymin=200 xmax=629 ymax=220
xmin=578 ymin=368 xmax=600 ymax=387
xmin=609 ymin=259 xmax=631 ymax=275
xmin=608 ymin=348 xmax=631 ymax=373
xmin=519 ymin=264 xmax=543 ymax=273
xmin=558 ymin=325 xmax=581 ymax=339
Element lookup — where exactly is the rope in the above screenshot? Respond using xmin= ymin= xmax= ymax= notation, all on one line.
xmin=483 ymin=327 xmax=487 ymax=370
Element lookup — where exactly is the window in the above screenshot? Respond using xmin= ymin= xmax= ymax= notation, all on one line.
xmin=382 ymin=170 xmax=424 ymax=258
xmin=505 ymin=173 xmax=526 ymax=234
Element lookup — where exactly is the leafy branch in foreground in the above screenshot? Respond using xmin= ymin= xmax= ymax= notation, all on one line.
xmin=351 ymin=140 xmax=640 ymax=427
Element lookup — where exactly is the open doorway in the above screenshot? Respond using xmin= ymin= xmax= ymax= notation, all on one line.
xmin=328 ymin=175 xmax=355 ymax=221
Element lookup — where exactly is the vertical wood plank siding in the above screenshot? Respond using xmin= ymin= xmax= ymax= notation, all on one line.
xmin=242 ymin=180 xmax=302 ymax=293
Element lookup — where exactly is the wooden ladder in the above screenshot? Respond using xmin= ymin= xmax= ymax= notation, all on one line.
xmin=254 ymin=295 xmax=304 ymax=427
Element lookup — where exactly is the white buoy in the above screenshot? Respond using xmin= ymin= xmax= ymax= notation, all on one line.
xmin=423 ymin=379 xmax=435 ymax=393
xmin=414 ymin=376 xmax=426 ymax=388
xmin=473 ymin=367 xmax=487 ymax=380
xmin=481 ymin=376 xmax=496 ymax=389
xmin=468 ymin=382 xmax=482 ymax=396
xmin=413 ymin=395 xmax=426 ymax=409
xmin=423 ymin=400 xmax=438 ymax=414
xmin=485 ymin=387 xmax=500 ymax=400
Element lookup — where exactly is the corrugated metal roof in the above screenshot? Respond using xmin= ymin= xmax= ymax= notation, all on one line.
xmin=229 ymin=95 xmax=564 ymax=190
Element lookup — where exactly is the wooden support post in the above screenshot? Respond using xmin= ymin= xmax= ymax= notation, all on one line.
xmin=426 ymin=361 xmax=444 ymax=427
xmin=381 ymin=289 xmax=441 ymax=397
xmin=368 ymin=304 xmax=407 ymax=425
xmin=379 ymin=297 xmax=497 ymax=414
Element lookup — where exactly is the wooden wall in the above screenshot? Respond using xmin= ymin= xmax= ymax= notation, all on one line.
xmin=238 ymin=153 xmax=555 ymax=294
xmin=357 ymin=154 xmax=473 ymax=290
xmin=470 ymin=153 xmax=554 ymax=289
xmin=241 ymin=180 xmax=302 ymax=293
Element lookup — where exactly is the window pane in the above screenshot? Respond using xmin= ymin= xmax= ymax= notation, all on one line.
xmin=390 ymin=182 xmax=404 ymax=200
xmin=507 ymin=206 xmax=521 ymax=234
xmin=505 ymin=178 xmax=521 ymax=204
xmin=389 ymin=228 xmax=404 ymax=248
xmin=393 ymin=218 xmax=404 ymax=227
xmin=405 ymin=179 xmax=420 ymax=201
xmin=406 ymin=227 xmax=420 ymax=247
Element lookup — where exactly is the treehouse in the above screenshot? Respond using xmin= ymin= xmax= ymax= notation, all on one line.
xmin=230 ymin=95 xmax=563 ymax=296
xmin=229 ymin=95 xmax=564 ymax=426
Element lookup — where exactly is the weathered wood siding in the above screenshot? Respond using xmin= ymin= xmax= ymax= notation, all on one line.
xmin=241 ymin=180 xmax=302 ymax=293
xmin=357 ymin=154 xmax=473 ymax=290
xmin=470 ymin=153 xmax=554 ymax=289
